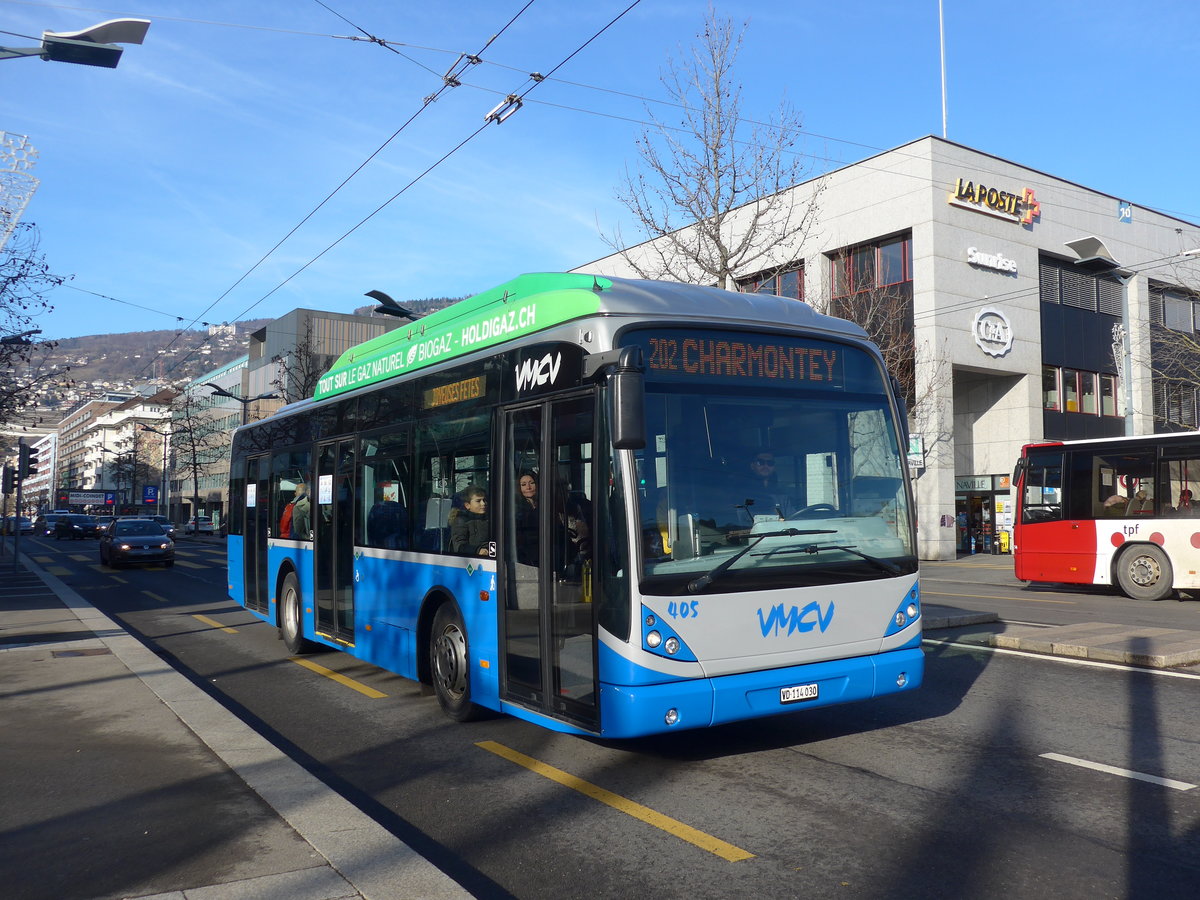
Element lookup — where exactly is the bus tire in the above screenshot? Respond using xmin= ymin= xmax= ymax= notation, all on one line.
xmin=1116 ymin=544 xmax=1173 ymax=601
xmin=431 ymin=602 xmax=483 ymax=722
xmin=279 ymin=572 xmax=317 ymax=654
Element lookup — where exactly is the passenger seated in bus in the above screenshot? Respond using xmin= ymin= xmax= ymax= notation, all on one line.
xmin=1101 ymin=493 xmax=1128 ymax=517
xmin=290 ymin=482 xmax=311 ymax=539
xmin=515 ymin=470 xmax=539 ymax=565
xmin=1126 ymin=488 xmax=1152 ymax=515
xmin=367 ymin=485 xmax=406 ymax=549
xmin=1174 ymin=489 xmax=1196 ymax=516
xmin=562 ymin=495 xmax=592 ymax=581
xmin=449 ymin=486 xmax=491 ymax=557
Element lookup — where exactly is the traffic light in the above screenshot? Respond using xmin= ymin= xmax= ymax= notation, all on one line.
xmin=2 ymin=465 xmax=13 ymax=494
xmin=17 ymin=444 xmax=38 ymax=479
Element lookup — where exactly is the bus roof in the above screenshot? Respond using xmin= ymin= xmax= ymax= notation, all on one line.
xmin=314 ymin=272 xmax=868 ymax=402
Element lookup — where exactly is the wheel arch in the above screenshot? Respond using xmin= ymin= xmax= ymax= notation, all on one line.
xmin=273 ymin=559 xmax=298 ymax=627
xmin=416 ymin=586 xmax=459 ymax=686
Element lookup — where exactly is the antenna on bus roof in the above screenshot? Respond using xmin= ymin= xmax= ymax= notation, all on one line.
xmin=592 ymin=276 xmax=603 ymax=293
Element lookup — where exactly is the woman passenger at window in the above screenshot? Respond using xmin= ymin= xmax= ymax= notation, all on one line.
xmin=515 ymin=470 xmax=538 ymax=565
xmin=449 ymin=486 xmax=491 ymax=557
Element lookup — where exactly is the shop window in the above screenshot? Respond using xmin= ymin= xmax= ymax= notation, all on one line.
xmin=1042 ymin=366 xmax=1059 ymax=410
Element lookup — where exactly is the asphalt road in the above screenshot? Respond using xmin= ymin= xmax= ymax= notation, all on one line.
xmin=20 ymin=536 xmax=1200 ymax=898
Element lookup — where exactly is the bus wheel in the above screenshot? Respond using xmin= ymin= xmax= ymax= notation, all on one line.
xmin=1116 ymin=545 xmax=1173 ymax=601
xmin=431 ymin=602 xmax=482 ymax=722
xmin=279 ymin=572 xmax=316 ymax=654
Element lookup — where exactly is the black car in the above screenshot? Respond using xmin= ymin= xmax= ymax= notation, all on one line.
xmin=99 ymin=518 xmax=175 ymax=568
xmin=55 ymin=514 xmax=100 ymax=540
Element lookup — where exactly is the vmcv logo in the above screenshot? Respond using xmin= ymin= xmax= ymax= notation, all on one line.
xmin=515 ymin=352 xmax=562 ymax=393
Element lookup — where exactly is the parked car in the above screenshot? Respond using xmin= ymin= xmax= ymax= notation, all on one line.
xmin=55 ymin=514 xmax=100 ymax=540
xmin=33 ymin=513 xmax=65 ymax=536
xmin=99 ymin=518 xmax=175 ymax=569
xmin=186 ymin=516 xmax=215 ymax=535
xmin=3 ymin=516 xmax=33 ymax=534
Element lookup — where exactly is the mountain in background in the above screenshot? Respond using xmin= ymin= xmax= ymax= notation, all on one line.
xmin=34 ymin=296 xmax=465 ymax=422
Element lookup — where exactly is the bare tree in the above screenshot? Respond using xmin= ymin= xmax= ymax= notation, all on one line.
xmin=171 ymin=389 xmax=229 ymax=522
xmin=271 ymin=318 xmax=327 ymax=404
xmin=604 ymin=7 xmax=823 ymax=290
xmin=0 ymin=222 xmax=67 ymax=426
xmin=821 ymin=248 xmax=952 ymax=453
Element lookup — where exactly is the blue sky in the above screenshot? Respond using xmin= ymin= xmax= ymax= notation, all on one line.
xmin=3 ymin=0 xmax=1199 ymax=342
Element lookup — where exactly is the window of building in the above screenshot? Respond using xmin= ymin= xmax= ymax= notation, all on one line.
xmin=1100 ymin=374 xmax=1118 ymax=417
xmin=736 ymin=264 xmax=805 ymax=302
xmin=1062 ymin=368 xmax=1080 ymax=412
xmin=1042 ymin=366 xmax=1059 ymax=410
xmin=830 ymin=235 xmax=912 ymax=298
xmin=1044 ymin=366 xmax=1121 ymax=418
xmin=1079 ymin=371 xmax=1097 ymax=414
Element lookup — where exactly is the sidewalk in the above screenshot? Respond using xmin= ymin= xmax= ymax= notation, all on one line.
xmin=0 ymin=550 xmax=471 ymax=900
xmin=922 ymin=552 xmax=1200 ymax=669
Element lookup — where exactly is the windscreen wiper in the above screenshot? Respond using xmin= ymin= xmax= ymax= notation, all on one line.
xmin=794 ymin=542 xmax=902 ymax=575
xmin=686 ymin=528 xmax=836 ymax=593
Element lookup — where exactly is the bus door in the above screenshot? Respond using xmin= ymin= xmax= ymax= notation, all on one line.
xmin=244 ymin=454 xmax=270 ymax=614
xmin=501 ymin=396 xmax=599 ymax=731
xmin=315 ymin=440 xmax=355 ymax=644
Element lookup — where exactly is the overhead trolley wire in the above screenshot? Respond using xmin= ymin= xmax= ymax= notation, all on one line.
xmin=136 ymin=0 xmax=542 ymax=382
xmin=152 ymin=0 xmax=643 ymax=383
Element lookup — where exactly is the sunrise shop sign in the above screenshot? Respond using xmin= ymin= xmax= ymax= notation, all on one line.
xmin=949 ymin=177 xmax=1040 ymax=226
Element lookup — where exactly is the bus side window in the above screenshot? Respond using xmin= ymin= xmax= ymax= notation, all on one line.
xmin=360 ymin=429 xmax=411 ymax=550
xmin=1022 ymin=451 xmax=1062 ymax=523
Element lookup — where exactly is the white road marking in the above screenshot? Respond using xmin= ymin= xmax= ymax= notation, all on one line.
xmin=925 ymin=639 xmax=1200 ymax=681
xmin=1040 ymin=752 xmax=1196 ymax=791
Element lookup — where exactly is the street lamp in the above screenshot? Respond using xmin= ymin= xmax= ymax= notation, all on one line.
xmin=205 ymin=384 xmax=278 ymax=426
xmin=141 ymin=424 xmax=170 ymax=522
xmin=0 ymin=18 xmax=150 ymax=68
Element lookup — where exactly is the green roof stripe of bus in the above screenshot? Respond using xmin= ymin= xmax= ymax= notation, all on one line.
xmin=314 ymin=273 xmax=610 ymax=400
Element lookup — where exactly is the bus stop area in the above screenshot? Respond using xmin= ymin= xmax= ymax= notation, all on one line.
xmin=4 ymin=546 xmax=1200 ymax=898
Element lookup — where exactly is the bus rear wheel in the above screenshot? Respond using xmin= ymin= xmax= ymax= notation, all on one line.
xmin=1116 ymin=544 xmax=1174 ymax=601
xmin=279 ymin=572 xmax=317 ymax=654
xmin=431 ymin=602 xmax=483 ymax=722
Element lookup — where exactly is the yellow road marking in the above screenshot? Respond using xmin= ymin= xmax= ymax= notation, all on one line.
xmin=923 ymin=589 xmax=1076 ymax=606
xmin=46 ymin=566 xmax=71 ymax=576
xmin=192 ymin=613 xmax=238 ymax=634
xmin=143 ymin=591 xmax=169 ymax=604
xmin=174 ymin=559 xmax=206 ymax=569
xmin=111 ymin=574 xmax=127 ymax=583
xmin=477 ymin=741 xmax=755 ymax=862
xmin=290 ymin=657 xmax=387 ymax=698
xmin=32 ymin=555 xmax=52 ymax=564
xmin=69 ymin=554 xmax=90 ymax=562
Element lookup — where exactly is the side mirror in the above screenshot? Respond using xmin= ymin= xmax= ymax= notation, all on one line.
xmin=609 ymin=346 xmax=645 ymax=450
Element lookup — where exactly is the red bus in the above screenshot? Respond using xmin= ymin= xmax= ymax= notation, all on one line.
xmin=1013 ymin=434 xmax=1200 ymax=600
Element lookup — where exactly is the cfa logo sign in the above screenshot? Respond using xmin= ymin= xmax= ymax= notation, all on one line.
xmin=973 ymin=307 xmax=1013 ymax=358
